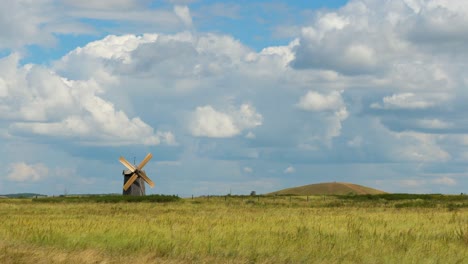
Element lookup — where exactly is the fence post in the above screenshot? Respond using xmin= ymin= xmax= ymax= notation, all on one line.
xmin=290 ymin=196 xmax=292 ymax=203
xmin=307 ymin=196 xmax=309 ymax=202
xmin=192 ymin=195 xmax=194 ymax=200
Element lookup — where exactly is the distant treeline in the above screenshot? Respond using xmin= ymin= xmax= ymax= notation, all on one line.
xmin=32 ymin=194 xmax=180 ymax=203
xmin=0 ymin=193 xmax=47 ymax=198
xmin=189 ymin=193 xmax=467 ymax=209
xmin=328 ymin=193 xmax=467 ymax=209
xmin=335 ymin=193 xmax=467 ymax=201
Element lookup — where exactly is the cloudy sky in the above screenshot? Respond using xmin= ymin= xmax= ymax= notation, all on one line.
xmin=1 ymin=0 xmax=467 ymax=196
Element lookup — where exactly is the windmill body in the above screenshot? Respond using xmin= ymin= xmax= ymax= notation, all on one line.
xmin=122 ymin=170 xmax=146 ymax=195
xmin=119 ymin=153 xmax=155 ymax=196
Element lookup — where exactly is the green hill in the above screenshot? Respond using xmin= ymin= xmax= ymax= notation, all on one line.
xmin=268 ymin=182 xmax=387 ymax=196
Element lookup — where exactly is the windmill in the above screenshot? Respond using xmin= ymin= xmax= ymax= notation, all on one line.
xmin=119 ymin=153 xmax=155 ymax=196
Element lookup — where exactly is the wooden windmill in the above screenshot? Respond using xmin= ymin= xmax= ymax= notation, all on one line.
xmin=119 ymin=153 xmax=155 ymax=196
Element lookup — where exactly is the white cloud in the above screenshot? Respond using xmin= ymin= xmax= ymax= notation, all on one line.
xmin=196 ymin=33 xmax=251 ymax=63
xmin=0 ymin=0 xmax=192 ymax=52
xmin=325 ymin=107 xmax=349 ymax=142
xmin=0 ymin=54 xmax=78 ymax=122
xmin=297 ymin=90 xmax=349 ymax=142
xmin=62 ymin=0 xmax=142 ymax=10
xmin=7 ymin=162 xmax=49 ymax=182
xmin=54 ymin=34 xmax=159 ymax=83
xmin=0 ymin=0 xmax=58 ymax=49
xmin=189 ymin=106 xmax=239 ymax=138
xmin=243 ymin=167 xmax=253 ymax=173
xmin=392 ymin=131 xmax=450 ymax=162
xmin=63 ymin=34 xmax=158 ymax=63
xmin=157 ymin=131 xmax=178 ymax=146
xmin=317 ymin=12 xmax=350 ymax=31
xmin=458 ymin=135 xmax=468 ymax=146
xmin=343 ymin=44 xmax=377 ymax=68
xmin=0 ymin=54 xmax=174 ymax=146
xmin=0 ymin=77 xmax=8 ymax=97
xmin=258 ymin=41 xmax=298 ymax=67
xmin=291 ymin=0 xmax=468 ymax=77
xmin=371 ymin=93 xmax=440 ymax=110
xmin=297 ymin=90 xmax=345 ymax=112
xmin=245 ymin=132 xmax=256 ymax=139
xmin=60 ymin=1 xmax=185 ymax=33
xmin=190 ymin=104 xmax=262 ymax=138
xmin=174 ymin=5 xmax=193 ymax=28
xmin=234 ymin=104 xmax=264 ymax=131
xmin=284 ymin=166 xmax=295 ymax=174
xmin=55 ymin=32 xmax=253 ymax=87
xmin=417 ymin=119 xmax=453 ymax=130
xmin=347 ymin=136 xmax=363 ymax=148
xmin=402 ymin=0 xmax=468 ymax=46
xmin=432 ymin=176 xmax=456 ymax=186
xmin=397 ymin=176 xmax=457 ymax=189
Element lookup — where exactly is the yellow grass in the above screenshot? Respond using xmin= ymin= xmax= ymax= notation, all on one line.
xmin=0 ymin=197 xmax=466 ymax=263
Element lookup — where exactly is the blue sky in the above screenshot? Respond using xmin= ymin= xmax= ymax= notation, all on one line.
xmin=1 ymin=0 xmax=468 ymax=196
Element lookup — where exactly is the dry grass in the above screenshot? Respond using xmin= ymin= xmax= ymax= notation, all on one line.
xmin=0 ymin=196 xmax=466 ymax=263
xmin=0 ymin=242 xmax=196 ymax=264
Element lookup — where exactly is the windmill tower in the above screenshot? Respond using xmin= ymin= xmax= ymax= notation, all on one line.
xmin=119 ymin=153 xmax=155 ymax=196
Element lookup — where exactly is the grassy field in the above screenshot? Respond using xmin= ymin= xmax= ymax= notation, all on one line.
xmin=0 ymin=195 xmax=467 ymax=263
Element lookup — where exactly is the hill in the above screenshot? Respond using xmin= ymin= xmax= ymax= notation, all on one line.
xmin=268 ymin=182 xmax=387 ymax=196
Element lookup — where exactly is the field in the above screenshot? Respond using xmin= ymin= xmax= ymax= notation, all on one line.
xmin=0 ymin=195 xmax=467 ymax=263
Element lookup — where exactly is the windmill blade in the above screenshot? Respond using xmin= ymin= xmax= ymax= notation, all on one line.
xmin=137 ymin=153 xmax=153 ymax=170
xmin=138 ymin=170 xmax=155 ymax=188
xmin=119 ymin=156 xmax=136 ymax=172
xmin=123 ymin=173 xmax=139 ymax=191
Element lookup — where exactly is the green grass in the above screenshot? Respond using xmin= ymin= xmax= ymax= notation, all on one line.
xmin=0 ymin=195 xmax=467 ymax=263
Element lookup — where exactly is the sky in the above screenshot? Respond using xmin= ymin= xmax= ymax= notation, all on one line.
xmin=1 ymin=0 xmax=468 ymax=196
